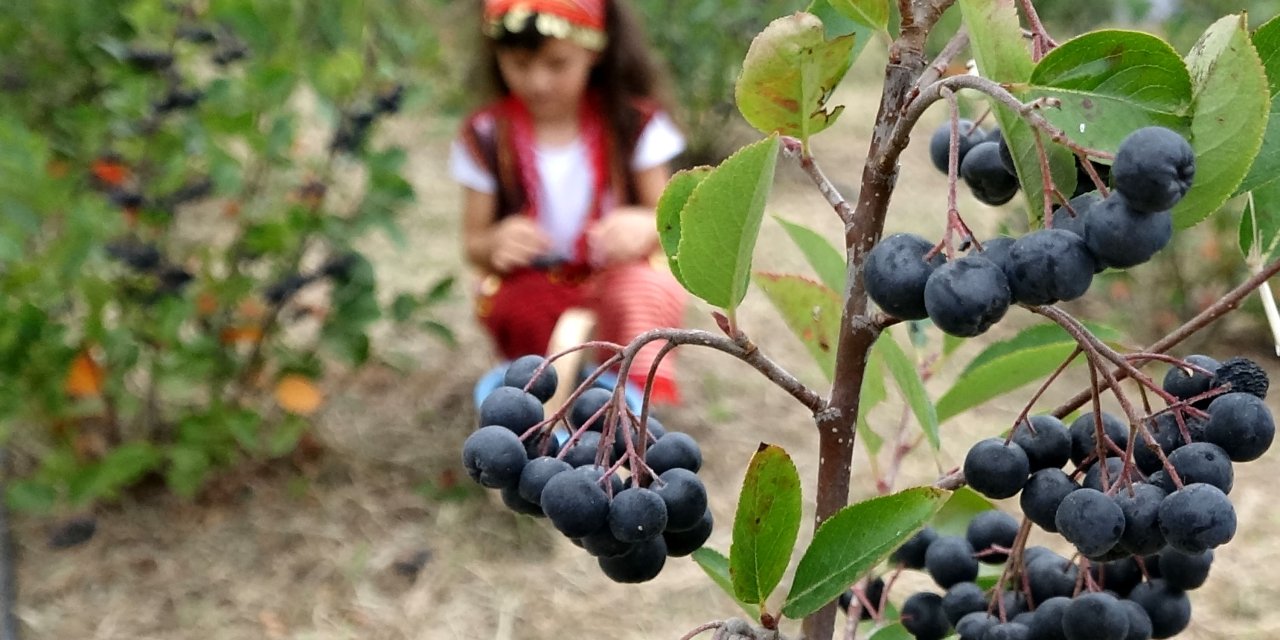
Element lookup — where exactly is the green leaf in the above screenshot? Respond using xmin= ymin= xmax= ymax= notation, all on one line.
xmin=752 ymin=273 xmax=842 ymax=380
xmin=826 ymin=0 xmax=889 ymax=31
xmin=166 ymin=446 xmax=212 ymax=498
xmin=873 ymin=331 xmax=940 ymax=450
xmin=958 ymin=0 xmax=1075 ymax=223
xmin=962 ymin=322 xmax=1118 ymax=375
xmin=858 ymin=346 xmax=888 ymax=455
xmin=782 ymin=487 xmax=949 ymax=618
xmin=656 ymin=167 xmax=711 ymax=287
xmin=730 ymin=443 xmax=802 ymax=606
xmin=867 ymin=623 xmax=912 ymax=640
xmin=805 ymin=0 xmax=877 ymax=62
xmin=938 ymin=342 xmax=1079 ymax=423
xmin=1237 ymin=14 xmax=1280 ymax=194
xmin=674 ymin=136 xmax=780 ymax=310
xmin=1174 ymin=14 xmax=1270 ymax=229
xmin=735 ymin=13 xmax=855 ymax=140
xmin=7 ymin=479 xmax=57 ymax=513
xmin=692 ymin=548 xmax=761 ymax=617
xmin=930 ymin=487 xmax=997 ymax=536
xmin=1027 ymin=30 xmax=1194 ymax=153
xmin=1240 ymin=179 xmax=1280 ymax=259
xmin=774 ymin=216 xmax=846 ymax=292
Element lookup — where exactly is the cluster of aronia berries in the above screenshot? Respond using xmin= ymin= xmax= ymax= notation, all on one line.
xmin=867 ymin=126 xmax=1194 ymax=338
xmin=461 ymin=355 xmax=713 ymax=583
xmin=851 ymin=511 xmax=1213 ymax=640
xmin=890 ymin=355 xmax=1272 ymax=639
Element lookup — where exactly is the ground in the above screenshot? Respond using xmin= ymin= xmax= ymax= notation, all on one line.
xmin=15 ymin=65 xmax=1280 ymax=639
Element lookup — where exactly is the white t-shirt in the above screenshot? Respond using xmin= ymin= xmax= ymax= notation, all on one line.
xmin=449 ymin=111 xmax=686 ymax=260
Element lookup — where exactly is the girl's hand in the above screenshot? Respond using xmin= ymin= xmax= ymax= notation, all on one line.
xmin=587 ymin=207 xmax=659 ymax=267
xmin=489 ymin=215 xmax=551 ymax=273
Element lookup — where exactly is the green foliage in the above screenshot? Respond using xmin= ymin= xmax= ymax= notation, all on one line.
xmin=1238 ymin=14 xmax=1280 ymax=195
xmin=693 ymin=548 xmax=762 ymax=617
xmin=781 ymin=486 xmax=948 ymax=618
xmin=730 ymin=444 xmax=803 ymax=607
xmin=1027 ymin=30 xmax=1193 ymax=151
xmin=873 ymin=331 xmax=940 ymax=450
xmin=665 ymin=136 xmax=781 ymax=312
xmin=0 ymin=0 xmax=452 ymax=511
xmin=752 ymin=274 xmax=842 ymax=380
xmin=1174 ymin=14 xmax=1270 ymax=229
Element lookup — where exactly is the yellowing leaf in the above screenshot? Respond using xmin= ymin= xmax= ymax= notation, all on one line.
xmin=275 ymin=375 xmax=323 ymax=416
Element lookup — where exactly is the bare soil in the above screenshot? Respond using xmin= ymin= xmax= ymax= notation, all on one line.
xmin=15 ymin=70 xmax=1280 ymax=640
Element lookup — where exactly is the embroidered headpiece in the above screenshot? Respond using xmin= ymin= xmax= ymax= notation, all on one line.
xmin=484 ymin=0 xmax=608 ymax=51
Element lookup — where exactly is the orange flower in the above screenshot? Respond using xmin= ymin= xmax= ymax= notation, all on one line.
xmin=274 ymin=374 xmax=323 ymax=416
xmin=65 ymin=350 xmax=105 ymax=398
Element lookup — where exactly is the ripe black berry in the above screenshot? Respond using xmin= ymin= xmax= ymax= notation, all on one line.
xmin=957 ymin=611 xmax=999 ymax=640
xmin=569 ymin=387 xmax=613 ymax=431
xmin=462 ymin=425 xmax=529 ymax=489
xmin=1155 ymin=548 xmax=1213 ymax=590
xmin=1166 ymin=442 xmax=1234 ymax=494
xmin=562 ymin=431 xmax=605 ymax=468
xmin=962 ymin=142 xmax=1020 ymax=206
xmin=1127 ymin=580 xmax=1191 ymax=639
xmin=1063 ymin=592 xmax=1130 ymax=640
xmin=503 ymin=355 xmax=559 ymax=403
xmin=1092 ymin=557 xmax=1144 ymax=597
xmin=1055 ymin=488 xmax=1126 ymax=557
xmin=500 ymin=484 xmax=544 ymax=516
xmin=1026 ymin=596 xmax=1070 ymax=640
xmin=1203 ymin=392 xmax=1275 ymax=462
xmin=1158 ymin=483 xmax=1236 ymax=553
xmin=864 ymin=233 xmax=945 ymax=320
xmin=581 ymin=526 xmax=634 ymax=558
xmin=1082 ymin=457 xmax=1129 ymax=492
xmin=942 ymin=581 xmax=987 ymax=626
xmin=925 ymin=535 xmax=979 ymax=588
xmin=662 ymin=508 xmax=714 ymax=557
xmin=652 ymin=468 xmax=708 ymax=531
xmin=598 ymin=535 xmax=667 ymax=583
xmin=901 ymin=592 xmax=951 ymax=640
xmin=966 ymin=510 xmax=1019 ymax=564
xmin=963 ymin=438 xmax=1030 ymax=499
xmin=1050 ymin=191 xmax=1102 ymax=238
xmin=929 ymin=119 xmax=981 ymax=173
xmin=1011 ymin=415 xmax=1072 ymax=471
xmin=1025 ymin=553 xmax=1078 ymax=603
xmin=479 ymin=386 xmax=545 ymax=434
xmin=985 ymin=623 xmax=1031 ymax=640
xmin=1021 ymin=468 xmax=1079 ymax=533
xmin=1134 ymin=412 xmax=1195 ymax=475
xmin=1083 ymin=194 xmax=1173 ymax=269
xmin=645 ymin=432 xmax=702 ymax=474
xmin=1004 ymin=229 xmax=1097 ymax=305
xmin=890 ymin=526 xmax=938 ymax=569
xmin=1120 ymin=599 xmax=1154 ymax=640
xmin=541 ymin=468 xmax=611 ymax=538
xmin=976 ymin=236 xmax=1015 ymax=272
xmin=1114 ymin=482 xmax=1168 ymax=556
xmin=1162 ymin=354 xmax=1220 ymax=405
xmin=925 ymin=254 xmax=1012 ymax=337
xmin=518 ymin=456 xmax=573 ymax=504
xmin=1112 ymin=126 xmax=1195 ymax=213
xmin=608 ymin=487 xmax=668 ymax=542
xmin=1069 ymin=411 xmax=1129 ymax=466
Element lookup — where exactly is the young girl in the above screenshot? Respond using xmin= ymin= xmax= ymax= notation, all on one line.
xmin=450 ymin=0 xmax=688 ymax=406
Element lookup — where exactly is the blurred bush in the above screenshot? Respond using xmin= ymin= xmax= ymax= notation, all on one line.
xmin=0 ymin=0 xmax=454 ymax=512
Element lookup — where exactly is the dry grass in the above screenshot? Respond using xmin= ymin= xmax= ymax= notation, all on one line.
xmin=15 ymin=54 xmax=1280 ymax=640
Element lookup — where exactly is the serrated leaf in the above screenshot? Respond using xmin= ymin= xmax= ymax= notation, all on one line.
xmin=873 ymin=332 xmax=939 ymax=450
xmin=958 ymin=0 xmax=1075 ymax=223
xmin=736 ymin=13 xmax=856 ymax=140
xmin=656 ymin=167 xmax=711 ymax=287
xmin=775 ymin=216 xmax=846 ymax=292
xmin=806 ymin=0 xmax=877 ymax=62
xmin=1027 ymin=30 xmax=1193 ymax=153
xmin=827 ymin=0 xmax=889 ymax=31
xmin=930 ymin=487 xmax=996 ymax=536
xmin=782 ymin=487 xmax=949 ymax=618
xmin=1174 ymin=14 xmax=1270 ymax=229
xmin=692 ymin=548 xmax=761 ymax=617
xmin=675 ymin=136 xmax=780 ymax=310
xmin=753 ymin=273 xmax=842 ymax=380
xmin=730 ymin=444 xmax=802 ymax=606
xmin=1237 ymin=14 xmax=1280 ymax=194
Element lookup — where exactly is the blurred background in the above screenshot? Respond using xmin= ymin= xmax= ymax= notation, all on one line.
xmin=2 ymin=1 xmax=1278 ymax=638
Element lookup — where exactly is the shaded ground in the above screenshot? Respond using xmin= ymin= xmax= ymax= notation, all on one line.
xmin=16 ymin=63 xmax=1280 ymax=639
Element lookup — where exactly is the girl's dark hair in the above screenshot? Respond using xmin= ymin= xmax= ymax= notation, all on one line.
xmin=476 ymin=0 xmax=678 ymax=175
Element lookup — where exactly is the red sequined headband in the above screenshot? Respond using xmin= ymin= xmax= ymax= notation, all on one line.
xmin=484 ymin=0 xmax=608 ymax=50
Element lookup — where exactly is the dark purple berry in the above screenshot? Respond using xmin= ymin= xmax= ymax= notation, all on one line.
xmin=1112 ymin=126 xmax=1195 ymax=213
xmin=864 ymin=233 xmax=945 ymax=320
